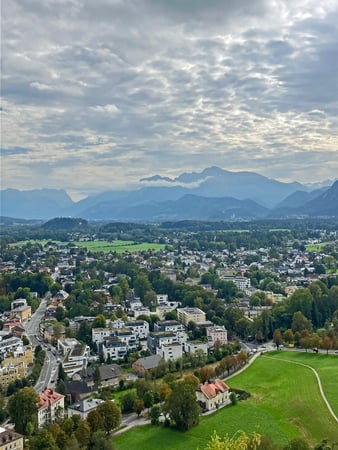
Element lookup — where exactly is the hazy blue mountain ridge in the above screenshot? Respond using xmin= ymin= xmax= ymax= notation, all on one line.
xmin=1 ymin=167 xmax=337 ymax=220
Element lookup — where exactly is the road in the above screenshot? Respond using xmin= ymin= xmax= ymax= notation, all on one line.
xmin=24 ymin=294 xmax=61 ymax=392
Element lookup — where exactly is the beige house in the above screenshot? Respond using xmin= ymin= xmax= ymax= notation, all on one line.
xmin=196 ymin=379 xmax=231 ymax=411
xmin=177 ymin=307 xmax=206 ymax=326
xmin=0 ymin=427 xmax=23 ymax=450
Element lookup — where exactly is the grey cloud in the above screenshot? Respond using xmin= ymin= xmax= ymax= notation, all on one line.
xmin=2 ymin=0 xmax=338 ymax=194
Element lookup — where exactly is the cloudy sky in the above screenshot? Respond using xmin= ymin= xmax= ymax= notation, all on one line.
xmin=2 ymin=0 xmax=338 ymax=199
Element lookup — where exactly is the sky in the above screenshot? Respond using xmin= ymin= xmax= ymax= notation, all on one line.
xmin=2 ymin=0 xmax=338 ymax=200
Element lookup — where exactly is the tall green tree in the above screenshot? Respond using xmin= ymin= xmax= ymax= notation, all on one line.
xmin=96 ymin=400 xmax=121 ymax=434
xmin=29 ymin=429 xmax=58 ymax=450
xmin=75 ymin=419 xmax=91 ymax=448
xmin=8 ymin=386 xmax=39 ymax=434
xmin=164 ymin=380 xmax=200 ymax=431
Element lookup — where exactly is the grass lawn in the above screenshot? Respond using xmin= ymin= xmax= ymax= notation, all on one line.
xmin=113 ymin=351 xmax=338 ymax=450
xmin=305 ymin=242 xmax=334 ymax=252
xmin=73 ymin=240 xmax=167 ymax=253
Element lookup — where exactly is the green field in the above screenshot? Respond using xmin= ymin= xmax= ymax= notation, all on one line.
xmin=73 ymin=240 xmax=167 ymax=253
xmin=305 ymin=241 xmax=335 ymax=252
xmin=11 ymin=239 xmax=167 ymax=254
xmin=113 ymin=352 xmax=338 ymax=450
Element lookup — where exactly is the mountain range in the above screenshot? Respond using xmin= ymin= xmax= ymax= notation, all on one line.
xmin=1 ymin=167 xmax=337 ymax=221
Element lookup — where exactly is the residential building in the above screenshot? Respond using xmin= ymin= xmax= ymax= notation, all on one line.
xmin=38 ymin=388 xmax=65 ymax=428
xmin=102 ymin=337 xmax=128 ymax=361
xmin=0 ymin=347 xmax=33 ymax=389
xmin=196 ymin=379 xmax=231 ymax=411
xmin=206 ymin=326 xmax=228 ymax=347
xmin=184 ymin=340 xmax=208 ymax=356
xmin=92 ymin=328 xmax=112 ymax=345
xmin=114 ymin=328 xmax=138 ymax=350
xmin=177 ymin=307 xmax=206 ymax=326
xmin=9 ymin=305 xmax=31 ymax=322
xmin=0 ymin=427 xmax=23 ymax=450
xmin=157 ymin=342 xmax=183 ymax=361
xmin=154 ymin=320 xmax=188 ymax=344
xmin=58 ymin=339 xmax=90 ymax=377
xmin=132 ymin=354 xmax=163 ymax=377
xmin=147 ymin=331 xmax=178 ymax=354
xmin=68 ymin=398 xmax=104 ymax=419
xmin=220 ymin=276 xmax=251 ymax=291
xmin=124 ymin=320 xmax=149 ymax=339
xmin=0 ymin=333 xmax=22 ymax=358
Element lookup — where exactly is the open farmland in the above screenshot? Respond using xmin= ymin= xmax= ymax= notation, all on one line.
xmin=73 ymin=240 xmax=167 ymax=253
xmin=114 ymin=351 xmax=338 ymax=450
xmin=11 ymin=239 xmax=167 ymax=253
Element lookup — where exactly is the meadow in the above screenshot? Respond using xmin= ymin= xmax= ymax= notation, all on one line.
xmin=113 ymin=351 xmax=338 ymax=450
xmin=305 ymin=242 xmax=334 ymax=252
xmin=11 ymin=239 xmax=167 ymax=253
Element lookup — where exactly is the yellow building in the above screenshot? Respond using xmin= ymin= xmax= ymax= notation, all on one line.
xmin=0 ymin=427 xmax=24 ymax=450
xmin=0 ymin=348 xmax=33 ymax=390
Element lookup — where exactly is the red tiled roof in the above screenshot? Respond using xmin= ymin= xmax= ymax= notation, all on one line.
xmin=39 ymin=388 xmax=64 ymax=409
xmin=196 ymin=379 xmax=229 ymax=400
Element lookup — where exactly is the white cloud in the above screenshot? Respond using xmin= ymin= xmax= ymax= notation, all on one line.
xmin=1 ymin=0 xmax=338 ymax=195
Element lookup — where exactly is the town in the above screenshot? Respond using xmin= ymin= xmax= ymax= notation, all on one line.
xmin=0 ymin=218 xmax=337 ymax=449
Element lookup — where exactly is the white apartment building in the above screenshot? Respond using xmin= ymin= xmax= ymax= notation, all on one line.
xmin=102 ymin=338 xmax=128 ymax=361
xmin=114 ymin=328 xmax=138 ymax=350
xmin=184 ymin=340 xmax=208 ymax=355
xmin=220 ymin=276 xmax=251 ymax=291
xmin=38 ymin=388 xmax=65 ymax=428
xmin=147 ymin=332 xmax=179 ymax=354
xmin=57 ymin=338 xmax=90 ymax=376
xmin=92 ymin=328 xmax=111 ymax=344
xmin=157 ymin=342 xmax=183 ymax=361
xmin=124 ymin=320 xmax=149 ymax=339
xmin=0 ymin=333 xmax=22 ymax=358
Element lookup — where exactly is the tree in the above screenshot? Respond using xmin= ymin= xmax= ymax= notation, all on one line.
xmin=273 ymin=329 xmax=283 ymax=349
xmin=93 ymin=365 xmax=102 ymax=388
xmin=8 ymin=386 xmax=39 ymax=434
xmin=133 ymin=398 xmax=144 ymax=417
xmin=164 ymin=380 xmax=200 ymax=431
xmin=29 ymin=429 xmax=58 ymax=450
xmin=88 ymin=430 xmax=115 ymax=450
xmin=150 ymin=404 xmax=161 ymax=425
xmin=159 ymin=382 xmax=172 ymax=402
xmin=322 ymin=335 xmax=333 ymax=354
xmin=57 ymin=363 xmax=67 ymax=382
xmin=92 ymin=314 xmax=107 ymax=329
xmin=134 ymin=273 xmax=152 ymax=301
xmin=291 ymin=311 xmax=312 ymax=333
xmin=144 ymin=290 xmax=157 ymax=308
xmin=75 ymin=419 xmax=91 ymax=448
xmin=96 ymin=400 xmax=121 ymax=434
xmin=120 ymin=391 xmax=137 ymax=413
xmin=143 ymin=390 xmax=154 ymax=411
xmin=86 ymin=409 xmax=103 ymax=433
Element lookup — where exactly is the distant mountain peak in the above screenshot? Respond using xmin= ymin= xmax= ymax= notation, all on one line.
xmin=139 ymin=174 xmax=173 ymax=183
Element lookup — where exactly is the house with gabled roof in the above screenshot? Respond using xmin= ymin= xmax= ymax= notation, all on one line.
xmin=38 ymin=387 xmax=65 ymax=428
xmin=132 ymin=354 xmax=163 ymax=377
xmin=196 ymin=378 xmax=231 ymax=411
